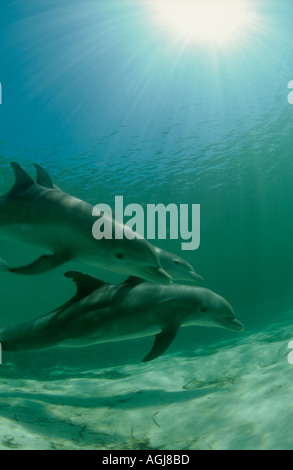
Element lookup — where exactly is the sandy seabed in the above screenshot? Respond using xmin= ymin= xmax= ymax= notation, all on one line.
xmin=0 ymin=313 xmax=293 ymax=451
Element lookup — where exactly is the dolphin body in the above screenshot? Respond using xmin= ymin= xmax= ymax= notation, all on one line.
xmin=0 ymin=163 xmax=203 ymax=283
xmin=0 ymin=163 xmax=172 ymax=284
xmin=35 ymin=164 xmax=204 ymax=282
xmin=0 ymin=272 xmax=244 ymax=362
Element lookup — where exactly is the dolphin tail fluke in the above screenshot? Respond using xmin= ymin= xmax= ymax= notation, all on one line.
xmin=8 ymin=253 xmax=71 ymax=275
xmin=0 ymin=258 xmax=9 ymax=272
xmin=142 ymin=324 xmax=179 ymax=362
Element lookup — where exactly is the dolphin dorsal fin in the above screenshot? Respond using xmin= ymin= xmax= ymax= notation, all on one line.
xmin=48 ymin=271 xmax=106 ymax=317
xmin=11 ymin=162 xmax=35 ymax=192
xmin=123 ymin=276 xmax=146 ymax=287
xmin=51 ymin=271 xmax=107 ymax=315
xmin=34 ymin=163 xmax=55 ymax=189
xmin=65 ymin=271 xmax=107 ymax=298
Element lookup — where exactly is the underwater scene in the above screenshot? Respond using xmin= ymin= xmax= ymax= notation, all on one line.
xmin=1 ymin=0 xmax=293 ymax=451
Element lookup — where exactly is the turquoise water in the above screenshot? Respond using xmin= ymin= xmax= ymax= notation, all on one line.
xmin=1 ymin=0 xmax=293 ymax=450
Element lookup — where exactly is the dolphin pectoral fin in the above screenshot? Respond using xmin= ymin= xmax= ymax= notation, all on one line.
xmin=9 ymin=253 xmax=71 ymax=275
xmin=142 ymin=324 xmax=180 ymax=362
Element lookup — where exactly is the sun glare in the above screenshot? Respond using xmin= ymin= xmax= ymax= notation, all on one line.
xmin=148 ymin=0 xmax=258 ymax=48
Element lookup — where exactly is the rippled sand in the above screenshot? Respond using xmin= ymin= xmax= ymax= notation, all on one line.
xmin=0 ymin=313 xmax=292 ymax=450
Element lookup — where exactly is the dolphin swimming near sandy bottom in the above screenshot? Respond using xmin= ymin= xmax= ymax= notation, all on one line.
xmin=0 ymin=163 xmax=203 ymax=283
xmin=0 ymin=272 xmax=244 ymax=362
xmin=0 ymin=163 xmax=171 ymax=285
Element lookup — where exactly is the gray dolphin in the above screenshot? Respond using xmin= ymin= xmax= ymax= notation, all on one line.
xmin=0 ymin=163 xmax=171 ymax=285
xmin=0 ymin=272 xmax=244 ymax=362
xmin=10 ymin=163 xmax=203 ymax=283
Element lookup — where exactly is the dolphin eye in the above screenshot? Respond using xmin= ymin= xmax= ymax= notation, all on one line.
xmin=174 ymin=260 xmax=181 ymax=265
xmin=201 ymin=306 xmax=208 ymax=312
xmin=115 ymin=252 xmax=125 ymax=260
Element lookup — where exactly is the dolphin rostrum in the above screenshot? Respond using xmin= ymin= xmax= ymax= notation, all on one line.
xmin=0 ymin=163 xmax=172 ymax=284
xmin=0 ymin=272 xmax=244 ymax=362
xmin=0 ymin=163 xmax=203 ymax=283
xmin=153 ymin=246 xmax=203 ymax=282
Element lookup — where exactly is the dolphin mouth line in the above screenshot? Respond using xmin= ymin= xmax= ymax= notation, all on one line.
xmin=216 ymin=316 xmax=245 ymax=332
xmin=189 ymin=271 xmax=204 ymax=281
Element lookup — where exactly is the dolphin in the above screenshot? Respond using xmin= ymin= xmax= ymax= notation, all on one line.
xmin=0 ymin=272 xmax=244 ymax=362
xmin=24 ymin=164 xmax=204 ymax=283
xmin=33 ymin=164 xmax=204 ymax=283
xmin=0 ymin=163 xmax=172 ymax=284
